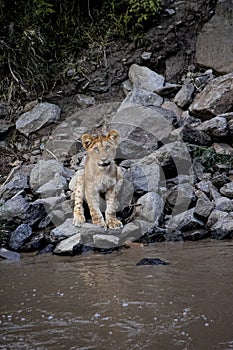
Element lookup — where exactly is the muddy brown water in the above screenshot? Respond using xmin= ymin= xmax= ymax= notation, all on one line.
xmin=0 ymin=240 xmax=233 ymax=350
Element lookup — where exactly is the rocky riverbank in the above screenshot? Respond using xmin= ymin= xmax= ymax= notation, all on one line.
xmin=0 ymin=0 xmax=233 ymax=259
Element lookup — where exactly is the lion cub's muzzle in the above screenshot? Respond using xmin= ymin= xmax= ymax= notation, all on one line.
xmin=98 ymin=159 xmax=111 ymax=167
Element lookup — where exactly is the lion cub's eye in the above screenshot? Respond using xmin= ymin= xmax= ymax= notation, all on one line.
xmin=105 ymin=145 xmax=111 ymax=152
xmin=93 ymin=146 xmax=99 ymax=153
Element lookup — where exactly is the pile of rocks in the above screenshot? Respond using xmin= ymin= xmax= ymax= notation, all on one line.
xmin=0 ymin=62 xmax=233 ymax=258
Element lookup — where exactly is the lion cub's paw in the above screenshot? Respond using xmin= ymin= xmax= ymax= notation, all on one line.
xmin=73 ymin=213 xmax=85 ymax=227
xmin=106 ymin=218 xmax=123 ymax=230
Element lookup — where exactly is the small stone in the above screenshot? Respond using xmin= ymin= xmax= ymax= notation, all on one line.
xmin=9 ymin=224 xmax=33 ymax=251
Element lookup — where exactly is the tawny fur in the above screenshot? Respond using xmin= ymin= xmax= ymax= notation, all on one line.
xmin=73 ymin=130 xmax=123 ymax=229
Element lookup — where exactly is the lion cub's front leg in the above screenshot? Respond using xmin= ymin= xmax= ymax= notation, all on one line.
xmin=105 ymin=187 xmax=123 ymax=230
xmin=86 ymin=191 xmax=106 ymax=228
xmin=73 ymin=172 xmax=85 ymax=226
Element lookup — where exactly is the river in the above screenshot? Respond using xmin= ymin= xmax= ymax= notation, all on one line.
xmin=0 ymin=239 xmax=233 ymax=350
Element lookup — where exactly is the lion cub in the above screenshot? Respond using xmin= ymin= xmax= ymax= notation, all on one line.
xmin=73 ymin=129 xmax=123 ymax=229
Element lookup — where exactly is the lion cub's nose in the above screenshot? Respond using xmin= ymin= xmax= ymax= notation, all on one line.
xmin=101 ymin=158 xmax=107 ymax=162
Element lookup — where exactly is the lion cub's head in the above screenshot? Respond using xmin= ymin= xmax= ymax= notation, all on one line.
xmin=82 ymin=130 xmax=119 ymax=168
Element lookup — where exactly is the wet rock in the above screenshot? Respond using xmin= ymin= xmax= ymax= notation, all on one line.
xmin=120 ymin=220 xmax=151 ymax=244
xmin=189 ymin=72 xmax=233 ymax=119
xmin=16 ymin=102 xmax=61 ymax=136
xmin=54 ymin=233 xmax=81 ymax=255
xmin=136 ymin=258 xmax=169 ymax=266
xmin=134 ymin=192 xmax=164 ymax=223
xmin=8 ymin=224 xmax=33 ymax=251
xmin=173 ymin=84 xmax=195 ymax=109
xmin=183 ymin=229 xmax=209 ymax=241
xmin=196 ymin=0 xmax=233 ymax=74
xmin=93 ymin=234 xmax=120 ymax=249
xmin=220 ymin=182 xmax=233 ymax=198
xmin=141 ymin=225 xmax=166 ymax=243
xmin=196 ymin=116 xmax=228 ymax=137
xmin=118 ymin=89 xmax=163 ymax=111
xmin=129 ymin=64 xmax=165 ymax=92
xmin=0 ymin=248 xmax=21 ymax=261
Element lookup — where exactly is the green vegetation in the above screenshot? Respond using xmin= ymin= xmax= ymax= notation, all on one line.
xmin=193 ymin=146 xmax=233 ymax=171
xmin=0 ymin=0 xmax=161 ymax=101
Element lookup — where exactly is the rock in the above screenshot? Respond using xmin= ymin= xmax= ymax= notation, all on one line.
xmin=189 ymin=73 xmax=233 ymax=119
xmin=120 ymin=220 xmax=151 ymax=244
xmin=16 ymin=102 xmax=61 ymax=136
xmin=166 ymin=183 xmax=196 ymax=214
xmin=220 ymin=182 xmax=233 ymax=198
xmin=173 ymin=84 xmax=195 ymax=109
xmin=50 ymin=218 xmax=79 ymax=241
xmin=76 ymin=94 xmax=95 ymax=108
xmin=118 ymin=89 xmax=163 ymax=111
xmin=134 ymin=192 xmax=164 ymax=223
xmin=93 ymin=234 xmax=120 ymax=249
xmin=212 ymin=143 xmax=233 ymax=155
xmin=0 ymin=101 xmax=9 ymax=117
xmin=157 ymin=83 xmax=181 ymax=97
xmin=128 ymin=64 xmax=165 ymax=92
xmin=0 ymin=196 xmax=29 ymax=223
xmin=166 ymin=208 xmax=204 ymax=232
xmin=136 ymin=258 xmax=169 ymax=266
xmin=111 ymin=106 xmax=175 ymax=159
xmin=196 ymin=116 xmax=228 ymax=137
xmin=212 ymin=172 xmax=231 ymax=188
xmin=0 ymin=248 xmax=21 ymax=261
xmin=153 ymin=141 xmax=192 ymax=170
xmin=209 ymin=211 xmax=233 ymax=240
xmin=54 ymin=233 xmax=81 ymax=255
xmin=8 ymin=224 xmax=33 ymax=251
xmin=30 ymin=159 xmax=72 ymax=192
xmin=177 ymin=125 xmax=212 ymax=146
xmin=0 ymin=195 xmax=46 ymax=226
xmin=194 ymin=190 xmax=214 ymax=218
xmin=183 ymin=229 xmax=208 ymax=241
xmin=206 ymin=209 xmax=229 ymax=229
xmin=0 ymin=120 xmax=13 ymax=134
xmin=127 ymin=153 xmax=161 ymax=193
xmin=215 ymin=197 xmax=233 ymax=212
xmin=195 ymin=0 xmax=233 ymax=74
xmin=35 ymin=174 xmax=67 ymax=197
xmin=0 ymin=174 xmax=29 ymax=200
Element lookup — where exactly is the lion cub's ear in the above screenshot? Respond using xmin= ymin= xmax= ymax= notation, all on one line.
xmin=107 ymin=130 xmax=119 ymax=142
xmin=81 ymin=134 xmax=93 ymax=150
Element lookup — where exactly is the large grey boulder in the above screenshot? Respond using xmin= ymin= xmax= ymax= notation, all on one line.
xmin=0 ymin=174 xmax=29 ymax=200
xmin=118 ymin=89 xmax=163 ymax=111
xmin=134 ymin=192 xmax=164 ymax=223
xmin=30 ymin=159 xmax=72 ymax=193
xmin=195 ymin=0 xmax=233 ymax=74
xmin=16 ymin=102 xmax=61 ymax=136
xmin=189 ymin=73 xmax=233 ymax=119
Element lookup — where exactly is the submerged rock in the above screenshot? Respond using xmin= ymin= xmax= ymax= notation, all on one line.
xmin=0 ymin=248 xmax=21 ymax=261
xmin=136 ymin=258 xmax=169 ymax=266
